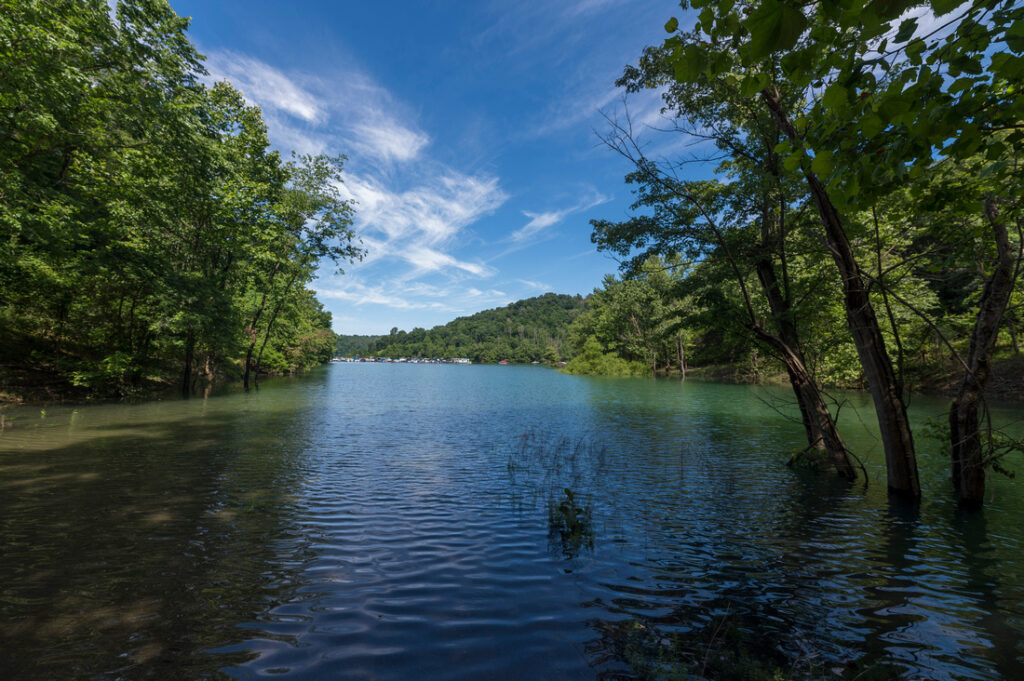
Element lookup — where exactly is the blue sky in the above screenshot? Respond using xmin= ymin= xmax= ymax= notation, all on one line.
xmin=169 ymin=0 xmax=689 ymax=335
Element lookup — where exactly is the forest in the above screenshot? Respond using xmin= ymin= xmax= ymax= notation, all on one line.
xmin=0 ymin=0 xmax=361 ymax=400
xmin=344 ymin=293 xmax=587 ymax=364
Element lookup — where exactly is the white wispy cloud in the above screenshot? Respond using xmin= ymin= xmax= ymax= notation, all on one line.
xmin=205 ymin=51 xmax=431 ymax=166
xmin=403 ymin=245 xmax=495 ymax=278
xmin=562 ymin=0 xmax=626 ymax=19
xmin=351 ymin=119 xmax=430 ymax=163
xmin=206 ymin=51 xmax=324 ymax=123
xmin=340 ymin=170 xmax=506 ymax=277
xmin=318 ymin=284 xmax=431 ymax=310
xmin=203 ymin=49 xmax=507 ymax=316
xmin=511 ymin=190 xmax=610 ymax=242
xmin=315 ymin=277 xmax=512 ymax=320
xmin=533 ymin=86 xmax=623 ymax=138
xmin=517 ymin=279 xmax=552 ymax=291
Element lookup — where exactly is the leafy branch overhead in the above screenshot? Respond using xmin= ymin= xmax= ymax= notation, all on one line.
xmin=662 ymin=0 xmax=1024 ymax=208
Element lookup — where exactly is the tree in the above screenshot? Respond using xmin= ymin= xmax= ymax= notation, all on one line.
xmin=241 ymin=153 xmax=361 ymax=389
xmin=0 ymin=0 xmax=360 ymax=399
xmin=658 ymin=0 xmax=1023 ymax=502
xmin=593 ymin=66 xmax=859 ymax=478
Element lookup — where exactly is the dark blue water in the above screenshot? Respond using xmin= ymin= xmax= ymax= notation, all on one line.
xmin=1 ymin=364 xmax=1021 ymax=679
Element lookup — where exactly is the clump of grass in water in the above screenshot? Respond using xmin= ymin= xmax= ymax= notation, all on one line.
xmin=505 ymin=430 xmax=606 ymax=497
xmin=505 ymin=431 xmax=605 ymax=559
xmin=548 ymin=488 xmax=593 ymax=559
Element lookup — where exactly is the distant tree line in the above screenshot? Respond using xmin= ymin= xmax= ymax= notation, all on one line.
xmin=334 ymin=335 xmax=385 ymax=358
xmin=340 ymin=294 xmax=586 ymax=364
xmin=0 ymin=0 xmax=361 ymax=398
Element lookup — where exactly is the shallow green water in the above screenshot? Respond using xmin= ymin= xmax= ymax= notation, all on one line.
xmin=1 ymin=364 xmax=1021 ymax=679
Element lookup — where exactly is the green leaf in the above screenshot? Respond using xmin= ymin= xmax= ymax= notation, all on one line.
xmin=991 ymin=53 xmax=1024 ymax=80
xmin=822 ymin=84 xmax=848 ymax=112
xmin=979 ymin=160 xmax=1008 ymax=178
xmin=665 ymin=17 xmax=679 ymax=33
xmin=1007 ymin=17 xmax=1024 ymax=39
xmin=783 ymin=151 xmax=803 ymax=171
xmin=780 ymin=48 xmax=811 ymax=76
xmin=985 ymin=141 xmax=1007 ymax=160
xmin=894 ymin=18 xmax=917 ymax=43
xmin=740 ymin=72 xmax=769 ymax=96
xmin=873 ymin=0 xmax=917 ymax=21
xmin=947 ymin=76 xmax=974 ymax=93
xmin=877 ymin=95 xmax=910 ymax=122
xmin=1006 ymin=35 xmax=1024 ymax=53
xmin=810 ymin=150 xmax=834 ymax=176
xmin=906 ymin=39 xmax=925 ymax=65
xmin=672 ymin=45 xmax=707 ymax=82
xmin=861 ymin=114 xmax=884 ymax=138
xmin=740 ymin=75 xmax=760 ymax=97
xmin=699 ymin=8 xmax=714 ymax=32
xmin=930 ymin=0 xmax=963 ymax=17
xmin=746 ymin=0 xmax=808 ymax=60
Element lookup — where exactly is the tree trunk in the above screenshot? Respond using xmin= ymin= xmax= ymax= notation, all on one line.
xmin=242 ymin=345 xmax=255 ymax=390
xmin=677 ymin=333 xmax=686 ymax=381
xmin=950 ymin=201 xmax=1017 ymax=509
xmin=761 ymin=89 xmax=919 ymax=498
xmin=243 ymin=267 xmax=279 ymax=389
xmin=752 ymin=253 xmax=853 ymax=469
xmin=181 ymin=328 xmax=195 ymax=398
xmin=254 ymin=271 xmax=301 ymax=384
xmin=749 ymin=323 xmax=856 ymax=480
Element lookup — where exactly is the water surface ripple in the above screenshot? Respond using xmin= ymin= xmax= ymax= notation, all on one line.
xmin=1 ymin=364 xmax=1021 ymax=679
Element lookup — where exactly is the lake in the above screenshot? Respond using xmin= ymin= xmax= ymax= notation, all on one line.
xmin=1 ymin=364 xmax=1022 ymax=680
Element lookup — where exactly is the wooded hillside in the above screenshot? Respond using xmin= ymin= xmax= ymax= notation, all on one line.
xmin=354 ymin=293 xmax=586 ymax=363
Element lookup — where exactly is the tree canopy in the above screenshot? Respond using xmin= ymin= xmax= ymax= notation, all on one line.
xmin=0 ymin=0 xmax=362 ymax=399
xmin=361 ymin=293 xmax=586 ymax=364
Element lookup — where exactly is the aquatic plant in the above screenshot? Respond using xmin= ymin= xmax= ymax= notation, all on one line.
xmin=548 ymin=488 xmax=593 ymax=559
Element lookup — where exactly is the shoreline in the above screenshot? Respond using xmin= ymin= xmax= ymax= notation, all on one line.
xmin=4 ymin=355 xmax=1023 ymax=408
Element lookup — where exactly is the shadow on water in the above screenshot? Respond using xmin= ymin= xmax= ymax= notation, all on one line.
xmin=0 ymin=404 xmax=316 ymax=680
xmin=947 ymin=507 xmax=1023 ymax=680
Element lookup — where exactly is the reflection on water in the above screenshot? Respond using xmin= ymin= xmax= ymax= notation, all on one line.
xmin=1 ymin=365 xmax=1022 ymax=679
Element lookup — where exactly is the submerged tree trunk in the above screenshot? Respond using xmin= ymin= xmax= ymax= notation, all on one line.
xmin=749 ymin=323 xmax=856 ymax=480
xmin=950 ymin=201 xmax=1018 ymax=509
xmin=752 ymin=226 xmax=858 ymax=478
xmin=1007 ymin=319 xmax=1020 ymax=356
xmin=244 ymin=263 xmax=283 ymax=390
xmin=761 ymin=89 xmax=919 ymax=498
xmin=754 ymin=256 xmax=822 ymax=453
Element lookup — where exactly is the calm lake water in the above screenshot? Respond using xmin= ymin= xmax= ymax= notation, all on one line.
xmin=1 ymin=364 xmax=1022 ymax=680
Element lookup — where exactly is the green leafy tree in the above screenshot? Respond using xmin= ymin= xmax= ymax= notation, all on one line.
xmin=0 ymin=0 xmax=361 ymax=399
xmin=658 ymin=0 xmax=1023 ymax=502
